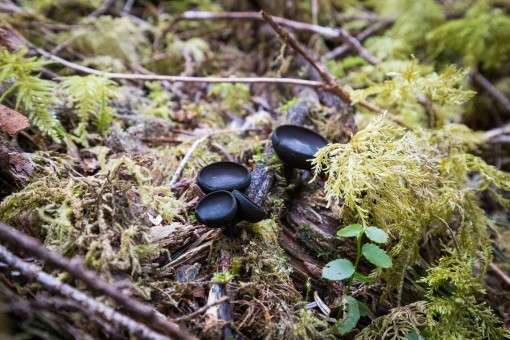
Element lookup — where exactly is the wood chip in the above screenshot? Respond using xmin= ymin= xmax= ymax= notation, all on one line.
xmin=0 ymin=104 xmax=30 ymax=136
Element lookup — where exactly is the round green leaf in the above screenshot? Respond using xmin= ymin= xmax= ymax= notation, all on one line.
xmin=406 ymin=332 xmax=425 ymax=340
xmin=365 ymin=226 xmax=388 ymax=244
xmin=352 ymin=272 xmax=374 ymax=283
xmin=338 ymin=296 xmax=360 ymax=335
xmin=362 ymin=244 xmax=392 ymax=268
xmin=357 ymin=300 xmax=370 ymax=317
xmin=322 ymin=259 xmax=355 ymax=281
xmin=337 ymin=224 xmax=363 ymax=237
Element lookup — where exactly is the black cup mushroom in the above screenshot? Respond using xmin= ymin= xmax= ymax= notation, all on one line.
xmin=195 ymin=191 xmax=238 ymax=228
xmin=271 ymin=125 xmax=328 ymax=170
xmin=197 ymin=161 xmax=251 ymax=193
xmin=232 ymin=190 xmax=266 ymax=223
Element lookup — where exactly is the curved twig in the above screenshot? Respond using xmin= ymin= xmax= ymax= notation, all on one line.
xmin=34 ymin=48 xmax=323 ymax=87
xmin=0 ymin=223 xmax=193 ymax=340
xmin=0 ymin=244 xmax=169 ymax=340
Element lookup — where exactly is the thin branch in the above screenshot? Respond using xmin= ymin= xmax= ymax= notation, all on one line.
xmin=0 ymin=244 xmax=169 ymax=340
xmin=0 ymin=223 xmax=192 ymax=340
xmin=168 ymin=128 xmax=259 ymax=187
xmin=173 ymin=296 xmax=229 ymax=322
xmin=471 ymin=69 xmax=510 ymax=116
xmin=260 ymin=11 xmax=414 ymax=130
xmin=174 ymin=11 xmax=379 ymax=65
xmin=311 ymin=0 xmax=319 ymax=26
xmin=484 ymin=121 xmax=510 ymax=140
xmin=88 ymin=0 xmax=115 ymax=17
xmin=322 ymin=19 xmax=393 ymax=61
xmin=260 ymin=11 xmax=345 ymax=99
xmin=169 ymin=135 xmax=209 ymax=188
xmin=34 ymin=47 xmax=323 ymax=87
xmin=489 ymin=262 xmax=510 ymax=286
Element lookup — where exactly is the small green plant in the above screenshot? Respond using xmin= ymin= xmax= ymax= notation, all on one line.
xmin=276 ymin=97 xmax=300 ymax=114
xmin=322 ymin=223 xmax=392 ymax=335
xmin=208 ymin=83 xmax=250 ymax=114
xmin=0 ymin=47 xmax=63 ymax=141
xmin=141 ymin=81 xmax=174 ymax=120
xmin=60 ymin=74 xmax=119 ymax=144
xmin=212 ymin=257 xmax=240 ymax=283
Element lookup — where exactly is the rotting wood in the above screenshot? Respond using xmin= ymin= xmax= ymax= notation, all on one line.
xmin=205 ymin=249 xmax=234 ymax=339
xmin=0 ymin=140 xmax=33 ymax=195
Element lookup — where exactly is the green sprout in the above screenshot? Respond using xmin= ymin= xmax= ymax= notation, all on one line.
xmin=322 ymin=224 xmax=392 ymax=335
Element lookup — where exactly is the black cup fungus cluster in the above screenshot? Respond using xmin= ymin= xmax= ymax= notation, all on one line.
xmin=195 ymin=125 xmax=328 ymax=229
xmin=195 ymin=161 xmax=266 ymax=228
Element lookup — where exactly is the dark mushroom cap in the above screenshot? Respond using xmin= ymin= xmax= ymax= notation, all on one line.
xmin=196 ymin=191 xmax=237 ymax=228
xmin=271 ymin=125 xmax=328 ymax=170
xmin=197 ymin=161 xmax=251 ymax=193
xmin=232 ymin=190 xmax=266 ymax=223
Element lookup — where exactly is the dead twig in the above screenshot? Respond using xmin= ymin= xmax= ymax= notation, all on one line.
xmin=260 ymin=11 xmax=414 ymax=130
xmin=88 ymin=0 xmax=115 ymax=17
xmin=471 ymin=69 xmax=510 ymax=116
xmin=169 ymin=128 xmax=261 ymax=187
xmin=211 ymin=142 xmax=234 ymax=162
xmin=173 ymin=296 xmax=229 ymax=322
xmin=484 ymin=122 xmax=510 ymax=140
xmin=260 ymin=11 xmax=346 ymax=100
xmin=174 ymin=11 xmax=378 ymax=65
xmin=34 ymin=47 xmax=323 ymax=87
xmin=0 ymin=223 xmax=193 ymax=340
xmin=321 ymin=19 xmax=393 ymax=61
xmin=489 ymin=262 xmax=510 ymax=286
xmin=169 ymin=135 xmax=209 ymax=188
xmin=0 ymin=243 xmax=170 ymax=340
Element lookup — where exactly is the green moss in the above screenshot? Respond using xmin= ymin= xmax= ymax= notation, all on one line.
xmin=419 ymin=247 xmax=505 ymax=339
xmin=0 ymin=48 xmax=63 ymax=141
xmin=427 ymin=0 xmax=510 ymax=69
xmin=0 ymin=153 xmax=183 ymax=278
xmin=312 ymin=116 xmax=510 ymax=337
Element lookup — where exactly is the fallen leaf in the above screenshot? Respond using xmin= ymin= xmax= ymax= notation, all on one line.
xmin=0 ymin=104 xmax=29 ymax=136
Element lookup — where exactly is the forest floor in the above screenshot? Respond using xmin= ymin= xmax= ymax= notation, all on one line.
xmin=1 ymin=1 xmax=510 ymax=339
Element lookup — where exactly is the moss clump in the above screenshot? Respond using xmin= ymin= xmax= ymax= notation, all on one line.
xmin=0 ymin=152 xmax=183 ymax=278
xmin=312 ymin=117 xmax=509 ymax=335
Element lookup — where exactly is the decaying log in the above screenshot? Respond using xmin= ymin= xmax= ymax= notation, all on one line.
xmin=244 ymin=34 xmax=358 ymax=304
xmin=205 ymin=249 xmax=234 ymax=339
xmin=0 ymin=140 xmax=33 ymax=196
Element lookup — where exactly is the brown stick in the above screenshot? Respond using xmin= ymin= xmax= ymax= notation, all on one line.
xmin=489 ymin=262 xmax=510 ymax=286
xmin=34 ymin=47 xmax=323 ymax=87
xmin=173 ymin=296 xmax=229 ymax=322
xmin=322 ymin=19 xmax=393 ymax=61
xmin=0 ymin=223 xmax=193 ymax=340
xmin=260 ymin=11 xmax=347 ymax=101
xmin=471 ymin=69 xmax=510 ymax=116
xmin=260 ymin=11 xmax=414 ymax=130
xmin=174 ymin=11 xmax=379 ymax=65
xmin=0 ymin=244 xmax=169 ymax=340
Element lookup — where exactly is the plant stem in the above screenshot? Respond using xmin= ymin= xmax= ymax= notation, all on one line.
xmin=346 ymin=232 xmax=363 ymax=294
xmin=338 ymin=230 xmax=364 ymax=319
